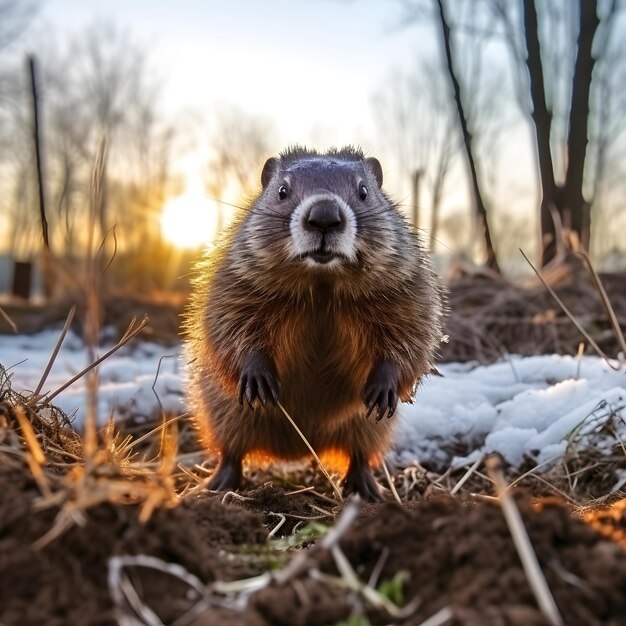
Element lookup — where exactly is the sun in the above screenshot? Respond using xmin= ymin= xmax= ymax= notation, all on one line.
xmin=160 ymin=187 xmax=218 ymax=249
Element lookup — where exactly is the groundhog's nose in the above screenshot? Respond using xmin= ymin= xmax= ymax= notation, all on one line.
xmin=306 ymin=201 xmax=344 ymax=233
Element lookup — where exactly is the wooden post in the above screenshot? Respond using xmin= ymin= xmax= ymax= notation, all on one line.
xmin=12 ymin=261 xmax=32 ymax=300
xmin=29 ymin=55 xmax=56 ymax=299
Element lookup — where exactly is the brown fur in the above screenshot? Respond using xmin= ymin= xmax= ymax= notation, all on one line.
xmin=183 ymin=146 xmax=444 ymax=490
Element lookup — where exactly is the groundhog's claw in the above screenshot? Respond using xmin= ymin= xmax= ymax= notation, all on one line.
xmin=238 ymin=350 xmax=280 ymax=409
xmin=343 ymin=459 xmax=383 ymax=502
xmin=362 ymin=360 xmax=400 ymax=420
xmin=207 ymin=455 xmax=243 ymax=491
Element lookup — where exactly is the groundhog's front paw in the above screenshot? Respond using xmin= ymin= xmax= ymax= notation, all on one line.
xmin=362 ymin=360 xmax=400 ymax=420
xmin=238 ymin=350 xmax=280 ymax=409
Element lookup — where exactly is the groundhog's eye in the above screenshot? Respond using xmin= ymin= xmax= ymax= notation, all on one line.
xmin=278 ymin=184 xmax=289 ymax=200
xmin=359 ymin=183 xmax=368 ymax=201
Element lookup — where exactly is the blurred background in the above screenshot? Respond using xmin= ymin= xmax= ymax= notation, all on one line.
xmin=0 ymin=0 xmax=625 ymax=351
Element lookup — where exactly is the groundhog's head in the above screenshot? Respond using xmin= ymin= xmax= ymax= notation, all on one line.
xmin=230 ymin=147 xmax=416 ymax=294
xmin=238 ymin=146 xmax=412 ymax=293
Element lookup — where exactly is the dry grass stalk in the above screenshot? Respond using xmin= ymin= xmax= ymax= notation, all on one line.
xmin=578 ymin=249 xmax=626 ymax=359
xmin=381 ymin=457 xmax=402 ymax=504
xmin=486 ymin=455 xmax=564 ymax=626
xmin=276 ymin=400 xmax=342 ymax=501
xmin=0 ymin=306 xmax=17 ymax=333
xmin=83 ymin=138 xmax=108 ymax=462
xmin=12 ymin=403 xmax=51 ymax=497
xmin=109 ymin=554 xmax=209 ymax=626
xmin=321 ymin=544 xmax=421 ymax=619
xmin=2 ymin=367 xmax=179 ymax=550
xmin=38 ymin=315 xmax=149 ymax=407
xmin=520 ymin=249 xmax=617 ymax=368
xmin=30 ymin=305 xmax=76 ymax=401
xmin=450 ymin=455 xmax=484 ymax=496
xmin=416 ymin=607 xmax=454 ymax=626
xmin=33 ymin=449 xmax=180 ymax=550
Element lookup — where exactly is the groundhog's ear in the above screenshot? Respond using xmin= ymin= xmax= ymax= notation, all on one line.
xmin=261 ymin=157 xmax=279 ymax=188
xmin=365 ymin=157 xmax=383 ymax=188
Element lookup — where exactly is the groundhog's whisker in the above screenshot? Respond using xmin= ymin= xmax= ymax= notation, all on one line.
xmin=276 ymin=401 xmax=342 ymax=501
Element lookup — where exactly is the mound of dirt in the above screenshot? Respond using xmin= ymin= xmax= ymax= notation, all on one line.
xmin=3 ymin=452 xmax=626 ymax=626
xmin=0 ymin=461 xmax=267 ymax=626
xmin=248 ymin=497 xmax=626 ymax=626
xmin=442 ymin=268 xmax=626 ymax=362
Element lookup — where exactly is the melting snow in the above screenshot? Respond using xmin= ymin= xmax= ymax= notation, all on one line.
xmin=1 ymin=329 xmax=625 ymax=470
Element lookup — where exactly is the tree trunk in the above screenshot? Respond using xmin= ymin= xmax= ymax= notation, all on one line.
xmin=521 ymin=0 xmax=559 ymax=266
xmin=435 ymin=0 xmax=500 ymax=272
xmin=523 ymin=0 xmax=599 ymax=264
xmin=562 ymin=0 xmax=599 ymax=251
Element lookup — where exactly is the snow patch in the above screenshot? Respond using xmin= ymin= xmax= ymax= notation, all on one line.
xmin=2 ymin=331 xmax=625 ymax=469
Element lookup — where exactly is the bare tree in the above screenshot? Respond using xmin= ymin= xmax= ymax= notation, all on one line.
xmin=205 ymin=106 xmax=276 ymax=230
xmin=372 ymin=59 xmax=458 ymax=253
xmin=493 ymin=0 xmax=619 ymax=266
xmin=434 ymin=0 xmax=500 ymax=272
xmin=0 ymin=18 xmax=180 ymax=296
xmin=40 ymin=23 xmax=175 ymax=254
xmin=523 ymin=0 xmax=599 ymax=263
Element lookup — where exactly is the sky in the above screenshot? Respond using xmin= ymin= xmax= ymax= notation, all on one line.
xmin=4 ymin=0 xmax=625 ymax=265
xmin=29 ymin=0 xmax=538 ymax=253
xmin=36 ymin=0 xmax=435 ymax=153
xmin=2 ymin=0 xmax=573 ymax=266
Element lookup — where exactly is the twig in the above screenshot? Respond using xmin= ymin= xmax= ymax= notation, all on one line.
xmin=276 ymin=401 xmax=342 ymax=501
xmin=38 ymin=316 xmax=149 ymax=406
xmin=417 ymin=607 xmax=454 ymax=626
xmin=0 ymin=306 xmax=17 ymax=333
xmin=578 ymin=249 xmax=626 ymax=359
xmin=367 ymin=546 xmax=389 ymax=588
xmin=520 ymin=248 xmax=618 ymax=369
xmin=109 ymin=555 xmax=206 ymax=626
xmin=450 ymin=455 xmax=483 ymax=496
xmin=486 ymin=455 xmax=564 ymax=626
xmin=273 ymin=497 xmax=360 ymax=586
xmin=502 ymin=454 xmax=562 ymax=494
xmin=30 ymin=305 xmax=76 ymax=401
xmin=381 ymin=457 xmax=402 ymax=504
xmin=151 ymin=354 xmax=177 ymax=415
xmin=267 ymin=512 xmax=287 ymax=538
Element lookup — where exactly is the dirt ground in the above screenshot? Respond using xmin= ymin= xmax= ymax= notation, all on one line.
xmin=2 ymin=269 xmax=626 ymax=625
xmin=2 ymin=452 xmax=626 ymax=626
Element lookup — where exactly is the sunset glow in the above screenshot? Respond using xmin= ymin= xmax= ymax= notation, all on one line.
xmin=160 ymin=188 xmax=218 ymax=249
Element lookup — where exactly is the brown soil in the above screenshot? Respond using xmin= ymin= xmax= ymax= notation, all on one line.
xmin=2 ymin=455 xmax=626 ymax=626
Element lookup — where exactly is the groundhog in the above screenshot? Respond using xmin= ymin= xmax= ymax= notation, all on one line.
xmin=184 ymin=146 xmax=443 ymax=501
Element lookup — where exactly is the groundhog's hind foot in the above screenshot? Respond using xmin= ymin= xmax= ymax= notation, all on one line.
xmin=207 ymin=455 xmax=243 ymax=492
xmin=343 ymin=460 xmax=383 ymax=503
